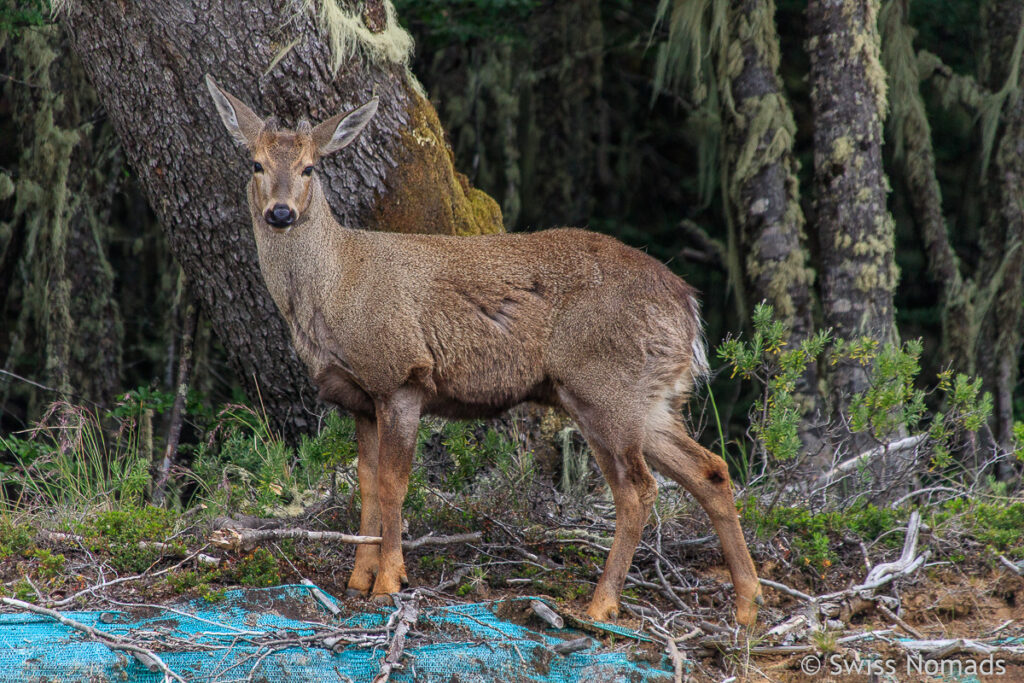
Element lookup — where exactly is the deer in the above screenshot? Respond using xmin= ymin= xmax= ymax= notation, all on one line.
xmin=205 ymin=75 xmax=763 ymax=626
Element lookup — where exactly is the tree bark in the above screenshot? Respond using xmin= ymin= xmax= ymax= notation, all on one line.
xmin=881 ymin=0 xmax=976 ymax=376
xmin=0 ymin=26 xmax=124 ymax=421
xmin=724 ymin=0 xmax=821 ymax=438
xmin=807 ymin=0 xmax=899 ymax=419
xmin=978 ymin=0 xmax=1024 ymax=452
xmin=61 ymin=0 xmax=503 ymax=440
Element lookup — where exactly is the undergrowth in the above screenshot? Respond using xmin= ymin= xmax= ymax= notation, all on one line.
xmin=0 ymin=303 xmax=1021 ymax=605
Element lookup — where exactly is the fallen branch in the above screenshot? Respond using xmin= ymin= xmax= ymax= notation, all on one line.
xmin=817 ymin=434 xmax=926 ymax=486
xmin=52 ymin=549 xmax=219 ymax=607
xmin=1 ymin=597 xmax=185 ymax=682
xmin=301 ymin=579 xmax=341 ymax=617
xmin=999 ymin=555 xmax=1023 ymax=577
xmin=530 ymin=600 xmax=564 ymax=629
xmin=758 ymin=578 xmax=813 ymax=603
xmin=553 ymin=636 xmax=592 ymax=655
xmin=210 ymin=526 xmax=482 ymax=553
xmin=876 ymin=602 xmax=924 ymax=639
xmin=39 ymin=530 xmax=220 ymax=566
xmin=372 ymin=594 xmax=420 ymax=683
xmin=402 ymin=531 xmax=483 ymax=550
xmin=818 ymin=511 xmax=927 ymax=602
xmin=210 ymin=527 xmax=381 ymax=551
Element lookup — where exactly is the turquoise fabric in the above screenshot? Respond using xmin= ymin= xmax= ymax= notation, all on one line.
xmin=0 ymin=585 xmax=675 ymax=681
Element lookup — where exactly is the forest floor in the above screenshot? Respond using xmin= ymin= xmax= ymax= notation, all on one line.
xmin=2 ymin=490 xmax=1024 ymax=682
xmin=3 ymin=411 xmax=1024 ymax=681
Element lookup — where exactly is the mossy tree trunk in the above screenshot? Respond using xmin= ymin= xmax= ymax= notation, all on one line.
xmin=807 ymin=0 xmax=899 ymax=430
xmin=61 ymin=0 xmax=503 ymax=439
xmin=724 ymin=0 xmax=821 ymax=446
xmin=885 ymin=0 xmax=1024 ymax=458
xmin=0 ymin=27 xmax=124 ymax=423
xmin=418 ymin=0 xmax=604 ymax=232
xmin=977 ymin=0 xmax=1024 ymax=453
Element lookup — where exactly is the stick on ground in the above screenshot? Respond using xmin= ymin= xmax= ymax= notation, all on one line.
xmin=1 ymin=597 xmax=185 ymax=683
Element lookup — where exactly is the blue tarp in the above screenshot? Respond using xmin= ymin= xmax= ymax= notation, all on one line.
xmin=0 ymin=584 xmax=675 ymax=681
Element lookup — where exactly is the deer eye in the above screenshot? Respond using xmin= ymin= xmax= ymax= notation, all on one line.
xmin=253 ymin=161 xmax=264 ymax=173
xmin=302 ymin=165 xmax=314 ymax=176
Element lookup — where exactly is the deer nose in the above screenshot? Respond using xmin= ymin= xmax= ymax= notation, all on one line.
xmin=265 ymin=203 xmax=295 ymax=227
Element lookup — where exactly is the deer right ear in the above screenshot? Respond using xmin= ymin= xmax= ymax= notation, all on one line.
xmin=205 ymin=74 xmax=263 ymax=148
xmin=312 ymin=97 xmax=379 ymax=157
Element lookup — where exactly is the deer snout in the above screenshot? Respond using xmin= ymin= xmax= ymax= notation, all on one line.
xmin=265 ymin=203 xmax=296 ymax=228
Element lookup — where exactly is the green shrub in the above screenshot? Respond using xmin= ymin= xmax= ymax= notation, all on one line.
xmin=77 ymin=506 xmax=180 ymax=572
xmin=234 ymin=548 xmax=281 ymax=587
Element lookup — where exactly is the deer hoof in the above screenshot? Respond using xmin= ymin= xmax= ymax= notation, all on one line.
xmin=370 ymin=592 xmax=396 ymax=606
xmin=585 ymin=602 xmax=620 ymax=623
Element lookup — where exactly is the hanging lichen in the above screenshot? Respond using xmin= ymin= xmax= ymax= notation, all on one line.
xmin=0 ymin=24 xmax=126 ymax=422
xmin=309 ymin=0 xmax=414 ymax=71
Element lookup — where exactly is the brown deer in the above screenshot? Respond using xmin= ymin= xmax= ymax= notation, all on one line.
xmin=205 ymin=75 xmax=763 ymax=626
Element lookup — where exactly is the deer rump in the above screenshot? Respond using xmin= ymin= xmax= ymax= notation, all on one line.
xmin=305 ymin=227 xmax=705 ymax=424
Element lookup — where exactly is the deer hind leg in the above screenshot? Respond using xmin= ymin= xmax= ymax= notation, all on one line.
xmin=370 ymin=388 xmax=420 ymax=600
xmin=644 ymin=417 xmax=762 ymax=627
xmin=346 ymin=414 xmax=381 ymax=596
xmin=557 ymin=387 xmax=657 ymax=622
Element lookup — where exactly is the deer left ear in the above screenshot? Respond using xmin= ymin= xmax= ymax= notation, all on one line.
xmin=205 ymin=74 xmax=264 ymax=148
xmin=312 ymin=97 xmax=379 ymax=156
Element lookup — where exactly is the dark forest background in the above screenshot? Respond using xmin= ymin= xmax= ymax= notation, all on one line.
xmin=0 ymin=0 xmax=1021 ymax=482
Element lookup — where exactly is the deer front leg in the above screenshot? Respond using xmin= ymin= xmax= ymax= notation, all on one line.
xmin=347 ymin=414 xmax=381 ymax=596
xmin=371 ymin=388 xmax=421 ymax=599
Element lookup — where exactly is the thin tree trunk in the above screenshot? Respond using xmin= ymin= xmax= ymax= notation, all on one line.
xmin=881 ymin=0 xmax=976 ymax=376
xmin=725 ymin=0 xmax=821 ymax=446
xmin=808 ymin=0 xmax=899 ymax=423
xmin=0 ymin=26 xmax=124 ymax=421
xmin=61 ymin=0 xmax=503 ymax=440
xmin=978 ymin=0 xmax=1024 ymax=454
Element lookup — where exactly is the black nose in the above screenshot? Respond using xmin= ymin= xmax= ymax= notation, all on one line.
xmin=265 ymin=203 xmax=295 ymax=227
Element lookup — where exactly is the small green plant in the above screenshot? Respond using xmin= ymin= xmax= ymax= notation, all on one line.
xmin=0 ymin=519 xmax=33 ymax=558
xmin=1014 ymin=422 xmax=1024 ymax=463
xmin=811 ymin=628 xmax=838 ymax=654
xmin=190 ymin=405 xmax=355 ymax=516
xmin=932 ymin=498 xmax=1024 ymax=559
xmin=841 ymin=338 xmax=927 ymax=439
xmin=0 ymin=0 xmax=50 ymax=36
xmin=0 ymin=402 xmax=151 ymax=509
xmin=77 ymin=506 xmax=180 ymax=572
xmin=234 ymin=548 xmax=281 ymax=587
xmin=166 ymin=567 xmax=226 ymax=602
xmin=717 ymin=303 xmax=830 ymax=462
xmin=33 ymin=548 xmax=66 ymax=580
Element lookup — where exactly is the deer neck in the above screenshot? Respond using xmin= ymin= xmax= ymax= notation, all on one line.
xmin=247 ymin=178 xmax=348 ymax=326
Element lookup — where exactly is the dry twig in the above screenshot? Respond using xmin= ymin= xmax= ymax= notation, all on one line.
xmin=372 ymin=593 xmax=420 ymax=683
xmin=1 ymin=597 xmax=185 ymax=682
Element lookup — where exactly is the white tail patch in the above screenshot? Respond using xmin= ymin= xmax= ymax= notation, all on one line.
xmin=688 ymin=295 xmax=710 ymax=387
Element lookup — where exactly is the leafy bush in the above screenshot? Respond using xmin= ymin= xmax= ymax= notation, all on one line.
xmin=717 ymin=303 xmax=831 ymax=463
xmin=76 ymin=506 xmax=180 ymax=572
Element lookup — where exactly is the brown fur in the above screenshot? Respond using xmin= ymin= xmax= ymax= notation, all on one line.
xmin=206 ymin=76 xmax=763 ymax=626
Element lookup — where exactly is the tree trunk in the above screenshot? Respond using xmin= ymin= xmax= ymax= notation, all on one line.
xmin=881 ymin=0 xmax=976 ymax=376
xmin=807 ymin=0 xmax=898 ymax=422
xmin=0 ymin=26 xmax=124 ymax=423
xmin=61 ymin=0 xmax=503 ymax=440
xmin=978 ymin=0 xmax=1024 ymax=453
xmin=724 ymin=0 xmax=822 ymax=445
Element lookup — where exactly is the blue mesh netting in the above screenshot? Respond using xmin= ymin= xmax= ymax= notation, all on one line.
xmin=0 ymin=585 xmax=676 ymax=681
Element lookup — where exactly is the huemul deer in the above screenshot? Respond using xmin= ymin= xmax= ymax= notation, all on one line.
xmin=206 ymin=75 xmax=762 ymax=625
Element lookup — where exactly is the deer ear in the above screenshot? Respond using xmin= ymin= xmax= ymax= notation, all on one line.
xmin=312 ymin=97 xmax=379 ymax=156
xmin=205 ymin=74 xmax=263 ymax=148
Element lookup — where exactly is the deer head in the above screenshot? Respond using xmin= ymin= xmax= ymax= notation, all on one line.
xmin=205 ymin=75 xmax=378 ymax=232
